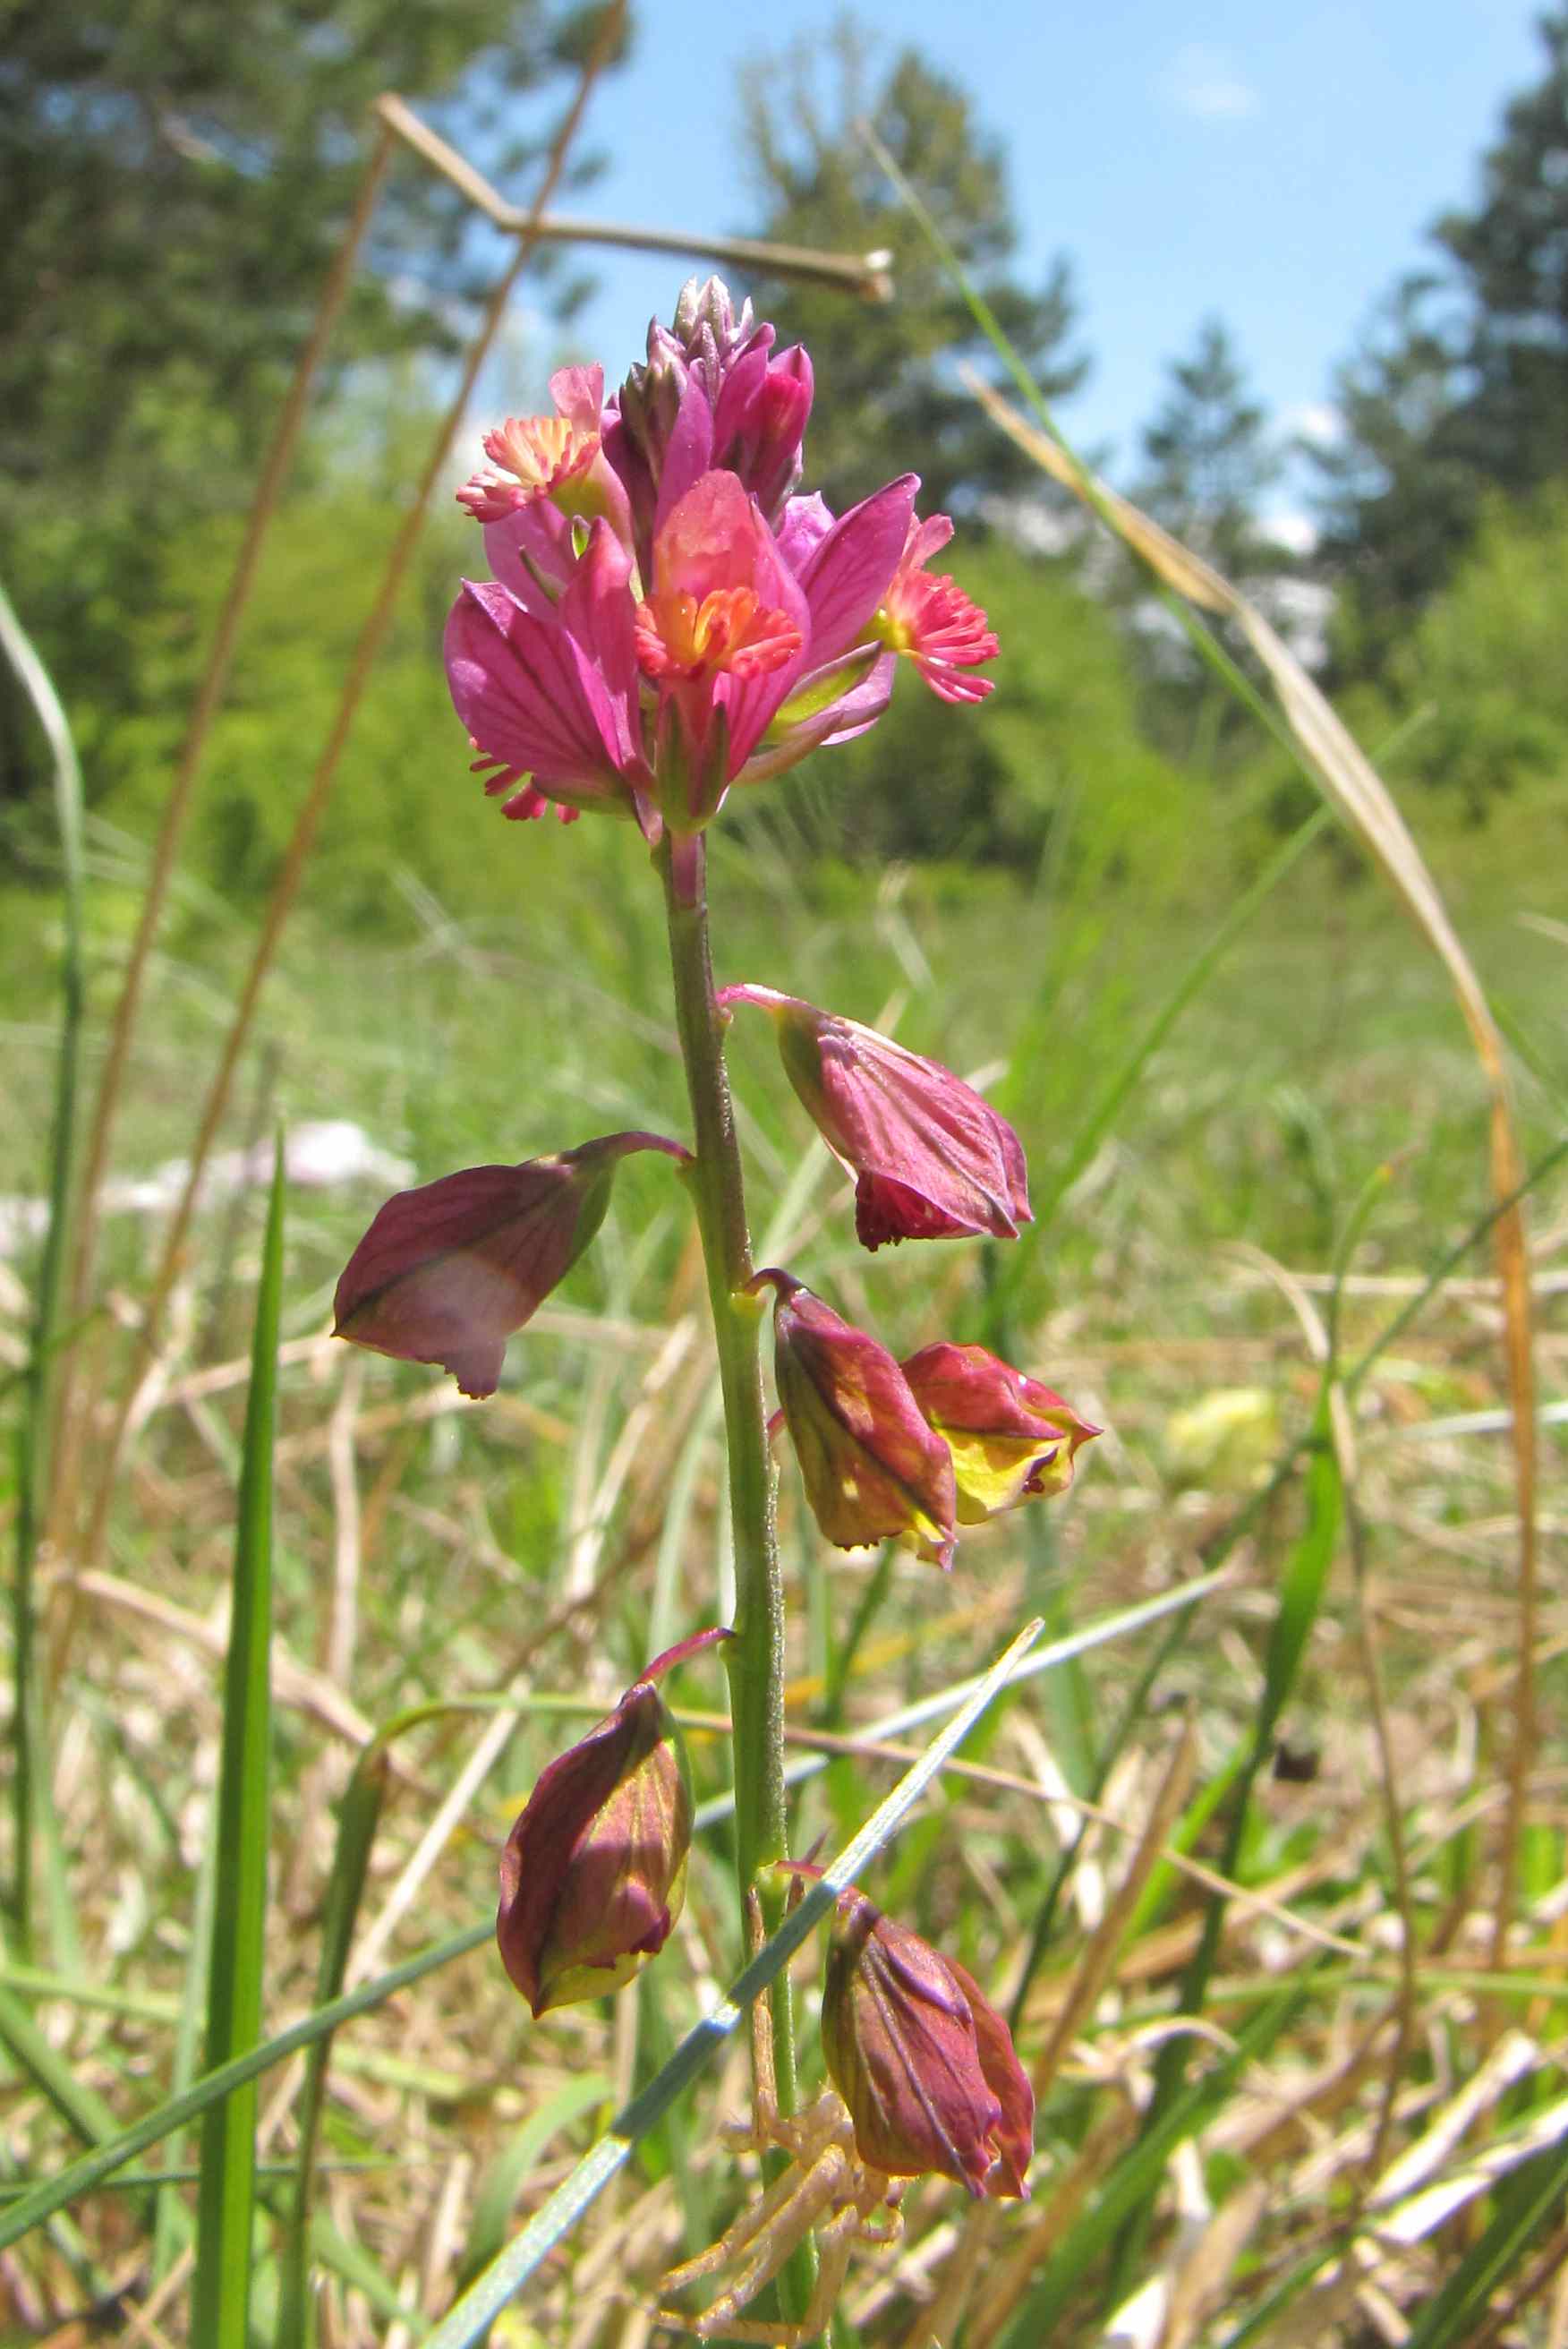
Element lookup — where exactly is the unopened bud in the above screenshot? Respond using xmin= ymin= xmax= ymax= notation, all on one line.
xmin=822 ymin=1888 xmax=1034 ymax=2199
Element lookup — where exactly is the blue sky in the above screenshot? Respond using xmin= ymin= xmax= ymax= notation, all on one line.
xmin=499 ymin=0 xmax=1548 ymax=521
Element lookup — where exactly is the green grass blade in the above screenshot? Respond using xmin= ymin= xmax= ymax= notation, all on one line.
xmin=0 ymin=1920 xmax=493 ymax=2254
xmin=0 ymin=1979 xmax=123 ymax=2150
xmin=459 ymin=2074 xmax=610 ymax=2290
xmin=157 ymin=1790 xmax=220 ymax=2280
xmin=1027 ymin=805 xmax=1331 ymax=1243
xmin=1401 ymin=2129 xmax=1568 ymax=2349
xmin=0 ymin=570 xmax=87 ymax=1964
xmin=192 ymin=1137 xmax=285 ymax=2349
xmin=691 ymin=1569 xmax=1232 ymax=1834
xmin=1109 ymin=1393 xmax=1342 ymax=2297
xmin=994 ymin=1982 xmax=1310 ymax=2347
xmin=276 ymin=1739 xmax=389 ymax=2349
xmin=1257 ymin=1391 xmax=1342 ymax=1746
xmin=1347 ymin=1131 xmax=1568 ymax=1398
xmin=422 ymin=1617 xmax=1045 ymax=2349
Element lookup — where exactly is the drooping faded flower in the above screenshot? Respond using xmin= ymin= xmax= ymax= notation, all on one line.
xmin=497 ymin=1631 xmax=728 ymax=2018
xmin=821 ymin=1887 xmax=1034 ymax=2199
xmin=901 ymin=1344 xmax=1100 ymax=1533
xmin=333 ymin=1131 xmax=687 ymax=1398
xmin=444 ymin=278 xmax=998 ymax=839
xmin=755 ymin=1269 xmax=957 ymax=1567
xmin=720 ymin=985 xmax=1031 ymax=1250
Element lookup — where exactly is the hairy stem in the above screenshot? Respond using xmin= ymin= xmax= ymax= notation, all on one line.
xmin=659 ymin=829 xmax=799 ymax=2125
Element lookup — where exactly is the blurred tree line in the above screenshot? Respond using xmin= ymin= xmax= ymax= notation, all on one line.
xmin=4 ymin=2 xmax=1566 ymax=920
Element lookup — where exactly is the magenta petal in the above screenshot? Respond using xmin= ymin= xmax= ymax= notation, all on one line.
xmin=651 ymin=371 xmax=716 ymax=537
xmin=775 ymin=491 xmax=835 ymax=571
xmin=548 ymin=362 xmax=605 ymax=434
xmin=798 ymin=474 xmax=919 ymax=667
xmin=712 ymin=506 xmax=814 ymax=774
xmin=554 ymin=522 xmax=648 ymax=784
xmin=445 ymin=577 xmax=635 ymax=807
xmin=948 ymin=1959 xmax=1035 ymax=2198
xmin=737 ymin=650 xmax=896 ymax=784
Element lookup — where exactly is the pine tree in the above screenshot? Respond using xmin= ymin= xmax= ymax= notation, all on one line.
xmin=0 ymin=0 xmax=615 ymax=810
xmin=735 ymin=25 xmax=1087 ymax=516
xmin=1315 ymin=8 xmax=1568 ymax=668
xmin=1135 ymin=316 xmax=1283 ymax=576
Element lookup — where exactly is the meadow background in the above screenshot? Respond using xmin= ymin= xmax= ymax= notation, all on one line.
xmin=2 ymin=3 xmax=1566 ymax=2343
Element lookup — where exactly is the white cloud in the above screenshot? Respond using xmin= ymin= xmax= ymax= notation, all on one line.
xmin=1260 ymin=508 xmax=1319 ymax=557
xmin=1282 ymin=401 xmax=1344 ymax=448
xmin=1159 ymin=45 xmax=1260 ymax=123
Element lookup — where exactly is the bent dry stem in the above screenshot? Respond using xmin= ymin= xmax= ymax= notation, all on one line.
xmin=660 ymin=828 xmax=800 ymax=2131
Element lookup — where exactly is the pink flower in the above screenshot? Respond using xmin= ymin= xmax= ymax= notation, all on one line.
xmin=821 ymin=1887 xmax=1034 ymax=2198
xmin=755 ymin=1270 xmax=957 ymax=1567
xmin=444 ymin=278 xmax=994 ymax=838
xmin=602 ymin=278 xmax=814 ymax=564
xmin=333 ymin=1131 xmax=687 ymax=1398
xmin=719 ymin=986 xmax=1031 ymax=1250
xmin=445 ymin=523 xmax=652 ymax=827
xmin=874 ymin=515 xmax=999 ymax=704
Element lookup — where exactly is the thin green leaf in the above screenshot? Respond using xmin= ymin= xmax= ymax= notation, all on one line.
xmin=158 ymin=1774 xmax=219 ymax=2281
xmin=460 ymin=2075 xmax=610 ymax=2289
xmin=1 ymin=569 xmax=87 ymax=1966
xmin=422 ymin=1617 xmax=1046 ymax=2349
xmin=0 ymin=1980 xmax=122 ymax=2150
xmin=995 ymin=1982 xmax=1309 ymax=2347
xmin=0 ymin=1920 xmax=493 ymax=2253
xmin=1401 ymin=2131 xmax=1568 ymax=2349
xmin=193 ymin=1138 xmax=285 ymax=2349
xmin=276 ymin=1738 xmax=390 ymax=2349
xmin=1257 ymin=1392 xmax=1342 ymax=1745
xmin=1030 ymin=805 xmax=1332 ymax=1241
xmin=692 ymin=1568 xmax=1232 ymax=1833
xmin=1110 ymin=1394 xmax=1342 ymax=2296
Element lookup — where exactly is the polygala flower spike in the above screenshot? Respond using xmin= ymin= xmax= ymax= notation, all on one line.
xmin=755 ymin=1269 xmax=957 ymax=1567
xmin=720 ymin=985 xmax=1031 ymax=1250
xmin=497 ymin=1630 xmax=729 ymax=2019
xmin=901 ymin=1343 xmax=1101 ymax=1539
xmin=445 ymin=276 xmax=997 ymax=839
xmin=333 ymin=1131 xmax=689 ymax=1399
xmin=820 ymin=1884 xmax=1034 ymax=2198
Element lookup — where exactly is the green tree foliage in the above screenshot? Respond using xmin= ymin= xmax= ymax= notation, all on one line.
xmin=735 ymin=25 xmax=1087 ymax=514
xmin=1315 ymin=8 xmax=1568 ymax=668
xmin=0 ymin=0 xmax=616 ymax=816
xmin=1385 ymin=484 xmax=1568 ymax=825
xmin=101 ymin=438 xmax=480 ymax=929
xmin=786 ymin=537 xmax=1193 ymax=895
xmin=1135 ymin=317 xmax=1283 ymax=577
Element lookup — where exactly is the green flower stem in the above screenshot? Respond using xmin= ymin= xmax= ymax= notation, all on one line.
xmin=659 ymin=829 xmax=798 ymax=2126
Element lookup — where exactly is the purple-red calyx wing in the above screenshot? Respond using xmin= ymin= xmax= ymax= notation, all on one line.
xmin=900 ymin=1343 xmax=1101 ymax=1528
xmin=721 ymin=986 xmax=1032 ymax=1251
xmin=333 ymin=1132 xmax=687 ymax=1398
xmin=821 ymin=1888 xmax=1034 ymax=2199
xmin=496 ymin=1629 xmax=727 ymax=2018
xmin=757 ymin=1270 xmax=957 ymax=1567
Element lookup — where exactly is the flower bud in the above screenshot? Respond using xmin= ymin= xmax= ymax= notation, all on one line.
xmin=497 ymin=1632 xmax=726 ymax=2018
xmin=822 ymin=1889 xmax=1034 ymax=2199
xmin=759 ymin=1272 xmax=957 ymax=1567
xmin=720 ymin=987 xmax=1030 ymax=1251
xmin=900 ymin=1344 xmax=1100 ymax=1531
xmin=333 ymin=1131 xmax=687 ymax=1398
